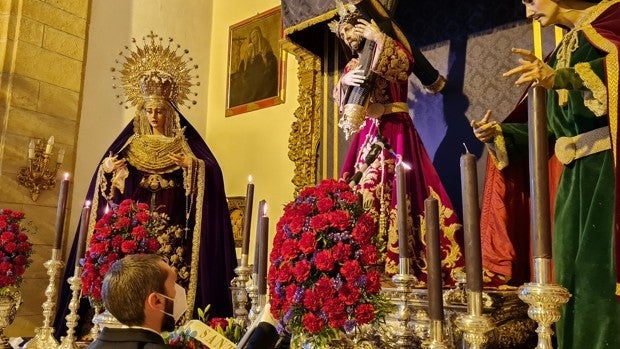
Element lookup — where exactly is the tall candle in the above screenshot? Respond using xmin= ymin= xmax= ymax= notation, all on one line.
xmin=529 ymin=86 xmax=552 ymax=259
xmin=425 ymin=197 xmax=444 ymax=321
xmin=257 ymin=204 xmax=269 ymax=295
xmin=460 ymin=149 xmax=482 ymax=292
xmin=253 ymin=200 xmax=266 ymax=274
xmin=53 ymin=172 xmax=70 ymax=250
xmin=75 ymin=201 xmax=91 ymax=267
xmin=242 ymin=175 xmax=255 ymax=257
xmin=396 ymin=162 xmax=411 ymax=258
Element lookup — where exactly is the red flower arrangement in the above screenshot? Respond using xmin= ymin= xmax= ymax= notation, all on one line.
xmin=0 ymin=209 xmax=33 ymax=293
xmin=81 ymin=199 xmax=166 ymax=304
xmin=268 ymin=179 xmax=392 ymax=346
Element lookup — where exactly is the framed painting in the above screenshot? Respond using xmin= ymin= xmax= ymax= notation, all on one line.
xmin=227 ymin=196 xmax=246 ymax=248
xmin=226 ymin=6 xmax=286 ymax=116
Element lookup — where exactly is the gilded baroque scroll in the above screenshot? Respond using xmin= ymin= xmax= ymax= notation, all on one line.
xmin=281 ymin=39 xmax=322 ymax=195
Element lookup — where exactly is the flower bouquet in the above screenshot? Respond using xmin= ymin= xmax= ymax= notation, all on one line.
xmin=0 ymin=209 xmax=33 ymax=295
xmin=268 ymin=179 xmax=392 ymax=347
xmin=81 ymin=199 xmax=166 ymax=304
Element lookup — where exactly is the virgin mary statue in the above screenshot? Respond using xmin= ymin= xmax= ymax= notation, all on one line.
xmin=53 ymin=33 xmax=237 ymax=339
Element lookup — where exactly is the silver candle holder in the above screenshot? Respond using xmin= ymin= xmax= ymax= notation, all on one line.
xmin=246 ymin=272 xmax=261 ymax=324
xmin=57 ymin=265 xmax=83 ymax=349
xmin=455 ymin=290 xmax=493 ymax=349
xmin=391 ymin=257 xmax=417 ymax=349
xmin=518 ymin=258 xmax=570 ymax=349
xmin=230 ymin=255 xmax=252 ymax=328
xmin=23 ymin=249 xmax=64 ymax=349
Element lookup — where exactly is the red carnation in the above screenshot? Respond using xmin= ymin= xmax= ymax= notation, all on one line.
xmin=302 ymin=313 xmax=325 ymax=334
xmin=131 ymin=225 xmax=148 ymax=240
xmin=298 ymin=232 xmax=317 ymax=254
xmin=355 ymin=303 xmax=375 ymax=324
xmin=314 ymin=250 xmax=335 ymax=272
xmin=208 ymin=317 xmax=229 ymax=330
xmin=360 ymin=244 xmax=379 ymax=266
xmin=302 ymin=289 xmax=321 ymax=311
xmin=0 ymin=232 xmax=13 ymax=243
xmin=331 ymin=242 xmax=352 ymax=263
xmin=3 ymin=242 xmax=17 ymax=253
xmin=288 ymin=216 xmax=306 ymax=235
xmin=309 ymin=214 xmax=330 ymax=231
xmin=276 ymin=263 xmax=293 ymax=283
xmin=292 ymin=260 xmax=311 ymax=283
xmin=316 ymin=197 xmax=334 ymax=213
xmin=120 ymin=240 xmax=138 ymax=253
xmin=314 ymin=276 xmax=335 ymax=298
xmin=338 ymin=283 xmax=360 ymax=305
xmin=366 ymin=269 xmax=382 ymax=293
xmin=340 ymin=260 xmax=363 ymax=283
xmin=281 ymin=239 xmax=300 ymax=261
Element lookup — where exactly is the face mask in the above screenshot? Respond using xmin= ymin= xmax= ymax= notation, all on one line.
xmin=158 ymin=283 xmax=188 ymax=323
xmin=161 ymin=298 xmax=176 ymax=332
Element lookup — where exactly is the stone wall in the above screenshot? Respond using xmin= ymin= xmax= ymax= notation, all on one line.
xmin=0 ymin=0 xmax=89 ymax=337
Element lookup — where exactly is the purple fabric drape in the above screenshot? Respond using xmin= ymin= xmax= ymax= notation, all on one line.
xmin=53 ymin=115 xmax=237 ymax=339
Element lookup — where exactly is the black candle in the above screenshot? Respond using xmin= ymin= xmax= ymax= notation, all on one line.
xmin=460 ymin=150 xmax=482 ymax=292
xmin=242 ymin=176 xmax=254 ymax=257
xmin=75 ymin=201 xmax=91 ymax=267
xmin=53 ymin=173 xmax=70 ymax=250
xmin=257 ymin=204 xmax=269 ymax=295
xmin=253 ymin=200 xmax=266 ymax=274
xmin=425 ymin=197 xmax=444 ymax=321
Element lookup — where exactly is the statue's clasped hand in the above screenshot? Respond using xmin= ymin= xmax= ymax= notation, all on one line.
xmin=503 ymin=48 xmax=555 ymax=89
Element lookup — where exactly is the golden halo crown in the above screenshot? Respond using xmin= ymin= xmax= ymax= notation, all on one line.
xmin=328 ymin=1 xmax=360 ymax=36
xmin=111 ymin=31 xmax=199 ymax=109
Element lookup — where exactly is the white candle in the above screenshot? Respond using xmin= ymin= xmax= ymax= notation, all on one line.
xmin=28 ymin=139 xmax=35 ymax=159
xmin=57 ymin=148 xmax=65 ymax=164
xmin=45 ymin=136 xmax=54 ymax=154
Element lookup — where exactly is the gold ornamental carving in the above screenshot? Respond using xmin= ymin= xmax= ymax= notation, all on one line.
xmin=281 ymin=39 xmax=322 ymax=195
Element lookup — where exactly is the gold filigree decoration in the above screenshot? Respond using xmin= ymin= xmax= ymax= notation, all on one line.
xmin=575 ymin=61 xmax=608 ymax=117
xmin=125 ymin=134 xmax=187 ymax=174
xmin=281 ymin=39 xmax=322 ymax=195
xmin=488 ymin=124 xmax=509 ymax=170
xmin=111 ymin=31 xmax=199 ymax=108
xmin=374 ymin=37 xmax=410 ymax=82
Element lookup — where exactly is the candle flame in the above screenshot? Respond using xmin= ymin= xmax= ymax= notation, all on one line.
xmin=64 ymin=172 xmax=70 ymax=180
xmin=263 ymin=203 xmax=268 ymax=216
xmin=248 ymin=175 xmax=253 ymax=183
xmin=104 ymin=204 xmax=110 ymax=214
xmin=401 ymin=161 xmax=412 ymax=170
xmin=85 ymin=200 xmax=92 ymax=208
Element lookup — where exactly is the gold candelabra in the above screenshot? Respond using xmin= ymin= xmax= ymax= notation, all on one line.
xmin=455 ymin=290 xmax=493 ymax=349
xmin=17 ymin=137 xmax=65 ymax=202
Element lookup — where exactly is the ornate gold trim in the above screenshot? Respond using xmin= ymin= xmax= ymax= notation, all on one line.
xmin=574 ymin=62 xmax=607 ymax=117
xmin=488 ymin=125 xmax=509 ymax=170
xmin=281 ymin=39 xmax=322 ymax=194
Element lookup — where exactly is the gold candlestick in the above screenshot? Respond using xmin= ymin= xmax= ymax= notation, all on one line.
xmin=57 ymin=266 xmax=83 ymax=349
xmin=455 ymin=291 xmax=493 ymax=349
xmin=422 ymin=320 xmax=450 ymax=349
xmin=391 ymin=257 xmax=417 ymax=349
xmin=518 ymin=258 xmax=570 ymax=349
xmin=23 ymin=249 xmax=64 ymax=349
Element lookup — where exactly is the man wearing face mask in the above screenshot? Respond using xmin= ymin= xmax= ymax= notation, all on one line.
xmin=87 ymin=254 xmax=186 ymax=349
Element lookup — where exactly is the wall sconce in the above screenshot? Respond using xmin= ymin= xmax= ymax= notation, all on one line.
xmin=17 ymin=136 xmax=65 ymax=201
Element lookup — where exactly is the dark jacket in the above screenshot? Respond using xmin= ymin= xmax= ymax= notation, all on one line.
xmin=87 ymin=327 xmax=175 ymax=349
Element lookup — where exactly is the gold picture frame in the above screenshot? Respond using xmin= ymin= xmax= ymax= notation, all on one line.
xmin=226 ymin=6 xmax=286 ymax=116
